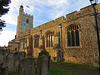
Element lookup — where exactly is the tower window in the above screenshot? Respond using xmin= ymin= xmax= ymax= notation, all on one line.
xmin=26 ymin=19 xmax=29 ymax=23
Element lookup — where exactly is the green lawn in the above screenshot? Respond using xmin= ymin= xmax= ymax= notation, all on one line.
xmin=51 ymin=66 xmax=83 ymax=75
xmin=8 ymin=72 xmax=17 ymax=75
xmin=8 ymin=66 xmax=83 ymax=75
xmin=35 ymin=65 xmax=37 ymax=75
xmin=52 ymin=62 xmax=99 ymax=70
xmin=34 ymin=58 xmax=38 ymax=60
xmin=9 ymin=61 xmax=98 ymax=75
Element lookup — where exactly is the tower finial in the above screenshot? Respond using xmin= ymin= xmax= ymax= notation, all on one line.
xmin=20 ymin=5 xmax=23 ymax=8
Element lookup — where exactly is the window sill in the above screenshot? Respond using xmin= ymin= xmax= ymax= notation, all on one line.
xmin=33 ymin=48 xmax=38 ymax=49
xmin=46 ymin=47 xmax=53 ymax=49
xmin=66 ymin=46 xmax=82 ymax=48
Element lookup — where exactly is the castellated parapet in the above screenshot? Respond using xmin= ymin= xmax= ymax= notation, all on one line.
xmin=31 ymin=3 xmax=100 ymax=33
xmin=31 ymin=16 xmax=66 ymax=33
xmin=66 ymin=6 xmax=93 ymax=21
xmin=23 ymin=13 xmax=33 ymax=18
xmin=66 ymin=3 xmax=100 ymax=21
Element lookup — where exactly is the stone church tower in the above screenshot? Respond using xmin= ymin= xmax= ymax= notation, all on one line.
xmin=16 ymin=5 xmax=33 ymax=38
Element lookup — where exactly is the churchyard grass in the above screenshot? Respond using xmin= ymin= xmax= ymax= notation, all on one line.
xmin=35 ymin=65 xmax=37 ymax=75
xmin=35 ymin=65 xmax=83 ymax=75
xmin=8 ymin=66 xmax=37 ymax=75
xmin=51 ymin=66 xmax=83 ymax=75
xmin=34 ymin=58 xmax=38 ymax=60
xmin=52 ymin=62 xmax=99 ymax=70
xmin=8 ymin=72 xmax=17 ymax=75
xmin=8 ymin=65 xmax=83 ymax=75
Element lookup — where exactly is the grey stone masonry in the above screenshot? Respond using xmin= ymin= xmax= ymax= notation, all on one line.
xmin=37 ymin=50 xmax=51 ymax=75
xmin=3 ymin=52 xmax=26 ymax=73
xmin=14 ymin=52 xmax=26 ymax=67
xmin=0 ymin=50 xmax=6 ymax=64
xmin=3 ymin=53 xmax=16 ymax=73
xmin=17 ymin=58 xmax=35 ymax=75
xmin=0 ymin=64 xmax=8 ymax=75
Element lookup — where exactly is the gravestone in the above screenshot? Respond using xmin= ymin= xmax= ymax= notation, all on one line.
xmin=17 ymin=58 xmax=35 ymax=75
xmin=0 ymin=50 xmax=6 ymax=64
xmin=37 ymin=50 xmax=51 ymax=75
xmin=3 ymin=53 xmax=16 ymax=73
xmin=0 ymin=64 xmax=8 ymax=75
xmin=19 ymin=52 xmax=26 ymax=60
xmin=11 ymin=50 xmax=17 ymax=54
xmin=14 ymin=52 xmax=26 ymax=67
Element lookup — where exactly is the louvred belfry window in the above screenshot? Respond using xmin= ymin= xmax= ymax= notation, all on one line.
xmin=26 ymin=19 xmax=29 ymax=23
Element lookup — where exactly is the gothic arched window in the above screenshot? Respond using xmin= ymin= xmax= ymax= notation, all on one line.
xmin=75 ymin=30 xmax=80 ymax=46
xmin=71 ymin=31 xmax=75 ymax=46
xmin=58 ymin=32 xmax=60 ymax=48
xmin=34 ymin=35 xmax=39 ymax=48
xmin=46 ymin=32 xmax=54 ymax=47
xmin=67 ymin=25 xmax=80 ymax=47
xmin=46 ymin=35 xmax=48 ymax=47
xmin=67 ymin=32 xmax=71 ymax=46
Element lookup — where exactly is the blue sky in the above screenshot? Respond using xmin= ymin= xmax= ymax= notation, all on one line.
xmin=0 ymin=0 xmax=100 ymax=46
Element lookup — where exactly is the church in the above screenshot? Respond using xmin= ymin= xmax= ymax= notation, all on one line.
xmin=8 ymin=3 xmax=100 ymax=66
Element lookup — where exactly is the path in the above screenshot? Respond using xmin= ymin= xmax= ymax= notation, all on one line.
xmin=51 ymin=63 xmax=99 ymax=75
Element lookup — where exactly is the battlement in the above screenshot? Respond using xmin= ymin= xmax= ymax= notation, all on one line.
xmin=55 ymin=16 xmax=65 ymax=24
xmin=31 ymin=16 xmax=66 ymax=33
xmin=66 ymin=6 xmax=92 ymax=21
xmin=31 ymin=3 xmax=100 ymax=33
xmin=66 ymin=3 xmax=100 ymax=21
xmin=19 ymin=5 xmax=33 ymax=18
xmin=23 ymin=13 xmax=33 ymax=18
xmin=96 ymin=3 xmax=100 ymax=12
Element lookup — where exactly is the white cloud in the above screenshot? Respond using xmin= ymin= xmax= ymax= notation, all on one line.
xmin=1 ymin=0 xmax=100 ymax=26
xmin=0 ymin=31 xmax=16 ymax=46
xmin=0 ymin=0 xmax=35 ymax=26
xmin=0 ymin=0 xmax=69 ymax=25
xmin=47 ymin=0 xmax=69 ymax=8
xmin=0 ymin=0 xmax=94 ymax=26
xmin=0 ymin=14 xmax=17 ymax=25
xmin=49 ymin=10 xmax=64 ymax=19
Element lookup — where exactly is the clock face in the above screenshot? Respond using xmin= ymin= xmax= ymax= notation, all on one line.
xmin=23 ymin=22 xmax=26 ymax=26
